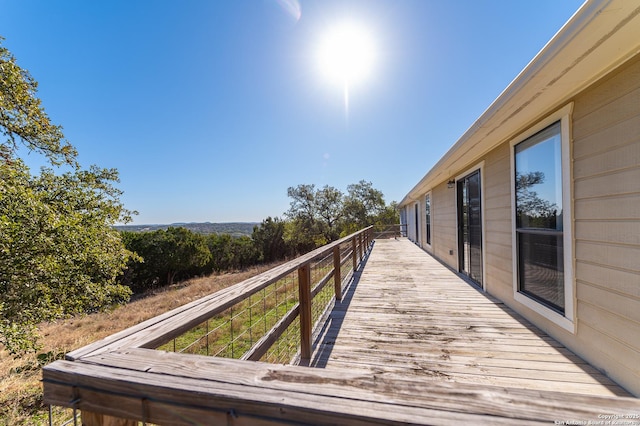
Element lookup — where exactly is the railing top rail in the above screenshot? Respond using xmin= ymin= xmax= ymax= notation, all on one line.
xmin=67 ymin=226 xmax=373 ymax=361
xmin=44 ymin=348 xmax=640 ymax=425
xmin=372 ymin=223 xmax=407 ymax=239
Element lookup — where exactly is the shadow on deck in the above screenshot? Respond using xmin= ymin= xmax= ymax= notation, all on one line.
xmin=311 ymin=238 xmax=629 ymax=397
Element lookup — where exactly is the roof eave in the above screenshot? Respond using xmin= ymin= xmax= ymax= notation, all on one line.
xmin=400 ymin=0 xmax=640 ymax=207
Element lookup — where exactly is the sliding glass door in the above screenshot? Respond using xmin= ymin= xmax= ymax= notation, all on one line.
xmin=457 ymin=170 xmax=483 ymax=287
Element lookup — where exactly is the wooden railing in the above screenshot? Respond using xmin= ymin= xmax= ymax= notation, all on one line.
xmin=151 ymin=235 xmax=362 ymax=365
xmin=41 ymin=223 xmax=640 ymax=424
xmin=372 ymin=223 xmax=407 ymax=239
xmin=43 ymin=226 xmax=374 ymax=425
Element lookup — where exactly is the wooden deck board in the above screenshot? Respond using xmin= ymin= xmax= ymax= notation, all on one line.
xmin=46 ymin=352 xmax=640 ymax=426
xmin=43 ymin=237 xmax=640 ymax=424
xmin=312 ymin=238 xmax=630 ymax=397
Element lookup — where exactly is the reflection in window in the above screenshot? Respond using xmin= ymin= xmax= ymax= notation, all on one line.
xmin=515 ymin=122 xmax=564 ymax=313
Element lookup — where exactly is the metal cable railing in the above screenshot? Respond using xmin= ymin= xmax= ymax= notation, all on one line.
xmin=154 ymin=227 xmax=373 ymax=365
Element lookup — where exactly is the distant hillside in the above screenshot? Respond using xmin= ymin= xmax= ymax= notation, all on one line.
xmin=115 ymin=222 xmax=258 ymax=237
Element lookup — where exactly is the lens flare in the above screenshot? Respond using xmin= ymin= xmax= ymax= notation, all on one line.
xmin=276 ymin=0 xmax=301 ymax=22
xmin=317 ymin=22 xmax=376 ymax=120
xmin=318 ymin=23 xmax=375 ymax=86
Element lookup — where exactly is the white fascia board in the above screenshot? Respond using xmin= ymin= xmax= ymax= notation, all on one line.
xmin=400 ymin=0 xmax=640 ymax=207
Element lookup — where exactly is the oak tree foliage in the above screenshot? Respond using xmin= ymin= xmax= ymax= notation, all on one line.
xmin=0 ymin=38 xmax=134 ymax=354
xmin=284 ymin=181 xmax=399 ymax=252
xmin=285 ymin=184 xmax=345 ymax=247
xmin=0 ymin=38 xmax=76 ymax=166
xmin=342 ymin=180 xmax=387 ymax=234
xmin=251 ymin=217 xmax=287 ymax=263
xmin=515 ymin=171 xmax=559 ymax=228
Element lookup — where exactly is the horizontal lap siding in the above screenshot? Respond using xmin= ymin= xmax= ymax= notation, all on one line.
xmin=429 ymin=147 xmax=513 ymax=283
xmin=432 ymin=183 xmax=457 ymax=269
xmin=482 ymin=145 xmax=513 ymax=298
xmin=415 ymin=53 xmax=640 ymax=396
xmin=572 ymin=54 xmax=640 ymax=395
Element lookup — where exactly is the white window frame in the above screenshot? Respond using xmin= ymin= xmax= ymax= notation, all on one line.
xmin=424 ymin=192 xmax=433 ymax=249
xmin=509 ymin=103 xmax=575 ymax=333
xmin=414 ymin=201 xmax=421 ymax=245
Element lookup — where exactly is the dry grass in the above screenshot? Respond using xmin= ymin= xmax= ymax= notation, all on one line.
xmin=0 ymin=264 xmax=277 ymax=425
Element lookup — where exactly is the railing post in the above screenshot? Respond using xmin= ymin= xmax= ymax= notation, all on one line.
xmin=352 ymin=236 xmax=358 ymax=272
xmin=298 ymin=263 xmax=312 ymax=363
xmin=333 ymin=246 xmax=342 ymax=301
xmin=358 ymin=233 xmax=363 ymax=261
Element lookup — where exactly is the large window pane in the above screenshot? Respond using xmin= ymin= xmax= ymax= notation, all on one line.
xmin=517 ymin=231 xmax=564 ymax=312
xmin=515 ymin=121 xmax=564 ymax=313
xmin=515 ymin=122 xmax=563 ymax=231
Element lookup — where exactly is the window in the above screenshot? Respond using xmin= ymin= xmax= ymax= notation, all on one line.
xmin=400 ymin=206 xmax=407 ymax=237
xmin=515 ymin=122 xmax=564 ymax=312
xmin=425 ymin=194 xmax=431 ymax=246
xmin=511 ymin=103 xmax=574 ymax=332
xmin=414 ymin=203 xmax=420 ymax=243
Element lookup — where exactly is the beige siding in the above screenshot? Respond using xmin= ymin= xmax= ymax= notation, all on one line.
xmin=477 ymin=55 xmax=640 ymax=396
xmin=428 ymin=54 xmax=640 ymax=395
xmin=576 ymin=262 xmax=640 ymax=299
xmin=431 ymin=182 xmax=457 ymax=269
xmin=485 ymin=55 xmax=640 ymax=395
xmin=570 ymin=54 xmax=640 ymax=395
xmin=482 ymin=144 xmax=513 ymax=297
xmin=575 ymin=194 xmax=640 ymax=220
xmin=414 ymin=53 xmax=640 ymax=396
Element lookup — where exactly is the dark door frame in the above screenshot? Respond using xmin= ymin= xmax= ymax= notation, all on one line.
xmin=456 ymin=168 xmax=484 ymax=289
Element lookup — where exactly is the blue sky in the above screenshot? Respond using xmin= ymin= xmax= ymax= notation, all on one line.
xmin=1 ymin=0 xmax=585 ymax=224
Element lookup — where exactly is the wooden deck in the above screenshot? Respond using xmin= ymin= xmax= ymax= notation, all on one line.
xmin=311 ymin=238 xmax=629 ymax=397
xmin=43 ymin=235 xmax=640 ymax=425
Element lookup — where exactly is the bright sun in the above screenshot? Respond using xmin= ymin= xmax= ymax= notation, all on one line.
xmin=317 ymin=22 xmax=376 ymax=118
xmin=317 ymin=22 xmax=376 ymax=90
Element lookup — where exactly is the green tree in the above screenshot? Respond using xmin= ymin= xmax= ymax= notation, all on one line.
xmin=316 ymin=185 xmax=344 ymax=241
xmin=285 ymin=184 xmax=344 ymax=248
xmin=283 ymin=219 xmax=320 ymax=255
xmin=515 ymin=171 xmax=559 ymax=228
xmin=284 ymin=181 xmax=399 ymax=250
xmin=342 ymin=180 xmax=388 ymax=234
xmin=252 ymin=217 xmax=288 ymax=262
xmin=119 ymin=231 xmax=154 ymax=293
xmin=285 ymin=184 xmax=317 ymax=226
xmin=285 ymin=184 xmax=324 ymax=251
xmin=228 ymin=235 xmax=260 ymax=270
xmin=0 ymin=39 xmax=134 ymax=354
xmin=162 ymin=227 xmax=211 ymax=285
xmin=205 ymin=233 xmax=236 ymax=272
xmin=374 ymin=201 xmax=400 ymax=226
xmin=0 ymin=161 xmax=134 ymax=353
xmin=1 ymin=38 xmax=76 ymax=166
xmin=121 ymin=228 xmax=211 ymax=291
